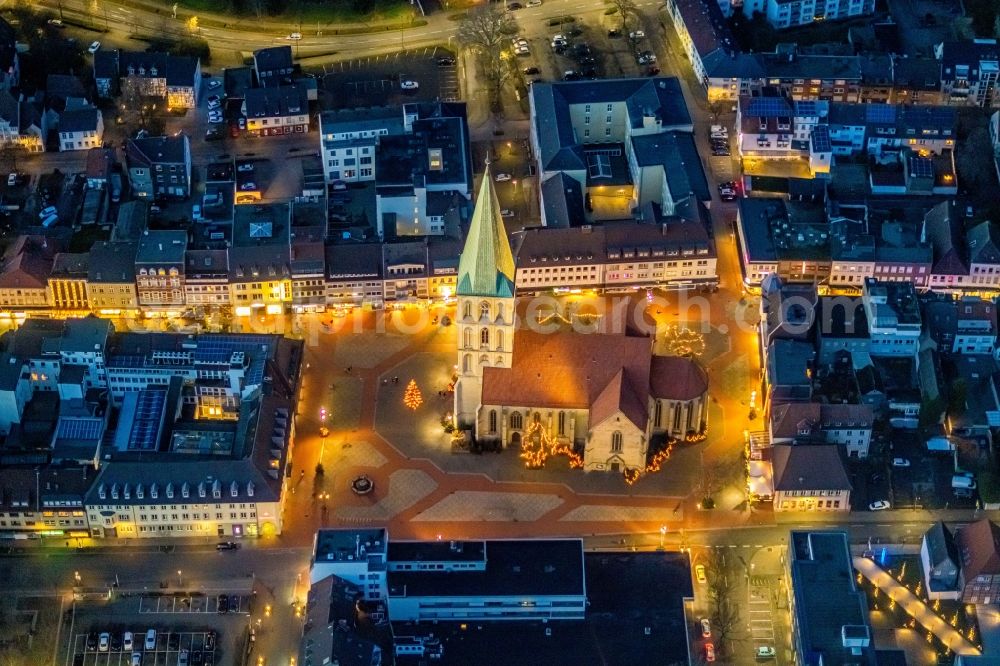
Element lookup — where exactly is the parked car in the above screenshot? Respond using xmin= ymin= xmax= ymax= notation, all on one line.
xmin=400 ymin=80 xmax=419 ymax=90
xmin=207 ymin=95 xmax=221 ymax=108
xmin=88 ymin=41 xmax=101 ymax=54
xmin=6 ymin=173 xmax=15 ymax=186
xmin=700 ymin=618 xmax=711 ymax=638
xmin=123 ymin=632 xmax=133 ymax=652
xmin=892 ymin=457 xmax=911 ymax=467
xmin=217 ymin=594 xmax=229 ymax=614
xmin=239 ymin=182 xmax=257 ymax=191
xmin=111 ymin=633 xmax=123 ymax=651
xmin=705 ymin=643 xmax=716 ymax=662
xmin=178 ymin=650 xmax=189 ymax=666
xmin=86 ymin=632 xmax=99 ymax=651
xmin=629 ymin=30 xmax=645 ymax=39
xmin=98 ymin=633 xmax=110 ymax=652
xmin=205 ymin=632 xmax=216 ymax=651
xmin=562 ymin=70 xmax=581 ymax=81
xmin=607 ymin=28 xmax=622 ymax=38
xmin=637 ymin=51 xmax=657 ymax=64
xmin=237 ymin=162 xmax=254 ymax=172
xmin=494 ymin=173 xmax=512 ymax=182
xmin=131 ymin=654 xmax=142 ymax=666
xmin=869 ymin=500 xmax=891 ymax=511
xmin=527 ymin=0 xmax=542 ymax=5
xmin=207 ymin=80 xmax=221 ymax=90
xmin=437 ymin=56 xmax=456 ymax=66
xmin=523 ymin=66 xmax=540 ymax=75
xmin=500 ymin=209 xmax=515 ymax=218
xmin=756 ymin=646 xmax=776 ymax=659
xmin=695 ymin=564 xmax=707 ymax=583
xmin=192 ymin=204 xmax=202 ymax=221
xmin=48 ymin=18 xmax=64 ymax=27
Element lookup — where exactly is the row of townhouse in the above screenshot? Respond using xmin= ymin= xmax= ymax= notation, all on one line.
xmin=735 ymin=94 xmax=958 ymax=189
xmin=0 ymin=327 xmax=303 ymax=539
xmin=669 ymin=0 xmax=1000 ymax=108
xmin=736 ymin=197 xmax=1000 ymax=291
xmin=93 ymin=49 xmax=201 ymax=109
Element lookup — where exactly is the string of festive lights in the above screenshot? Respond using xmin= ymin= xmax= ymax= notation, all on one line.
xmin=519 ymin=422 xmax=584 ymax=470
xmin=403 ymin=379 xmax=423 ymax=410
xmin=662 ymin=325 xmax=706 ymax=357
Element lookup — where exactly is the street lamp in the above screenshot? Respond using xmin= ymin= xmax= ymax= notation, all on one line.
xmin=659 ymin=525 xmax=667 ymax=550
xmin=74 ymin=571 xmax=81 ymax=585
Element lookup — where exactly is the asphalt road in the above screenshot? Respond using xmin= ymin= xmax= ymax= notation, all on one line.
xmin=36 ymin=0 xmax=665 ymax=64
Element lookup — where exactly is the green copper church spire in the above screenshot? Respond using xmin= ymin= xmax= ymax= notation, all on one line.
xmin=456 ymin=165 xmax=516 ymax=298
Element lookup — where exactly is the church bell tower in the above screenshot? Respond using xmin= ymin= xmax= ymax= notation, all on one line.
xmin=454 ymin=166 xmax=517 ymax=427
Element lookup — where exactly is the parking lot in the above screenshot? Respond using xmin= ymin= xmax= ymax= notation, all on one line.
xmin=70 ymin=630 xmax=218 ymax=666
xmin=63 ymin=587 xmax=254 ymax=666
xmin=316 ymin=46 xmax=459 ymax=109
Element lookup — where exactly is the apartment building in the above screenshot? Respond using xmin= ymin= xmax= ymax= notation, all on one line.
xmin=126 ymin=135 xmax=192 ymax=200
xmin=135 ymin=230 xmax=187 ymax=310
xmin=773 ymin=445 xmax=851 ymax=511
xmin=512 ymin=214 xmax=717 ymax=293
xmin=318 ymin=103 xmax=473 ymax=236
xmin=862 ymin=277 xmax=921 ymax=357
xmin=48 ymin=253 xmax=90 ymax=310
xmin=243 ymin=85 xmax=309 ymax=137
xmin=228 ymin=203 xmax=292 ymax=315
xmin=86 ymin=241 xmax=139 ymax=313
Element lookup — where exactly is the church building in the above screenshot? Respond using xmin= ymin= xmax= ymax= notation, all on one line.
xmin=454 ymin=170 xmax=709 ymax=476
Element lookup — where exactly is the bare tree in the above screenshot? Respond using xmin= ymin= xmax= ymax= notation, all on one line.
xmin=610 ymin=0 xmax=638 ymax=32
xmin=705 ymin=549 xmax=741 ymax=654
xmin=458 ymin=5 xmax=518 ymax=116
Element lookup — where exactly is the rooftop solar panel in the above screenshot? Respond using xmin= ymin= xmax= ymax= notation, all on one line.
xmin=747 ymin=97 xmax=792 ymax=118
xmin=908 ymin=157 xmax=934 ymax=179
xmin=864 ymin=105 xmax=896 ymax=124
xmin=811 ymin=125 xmax=831 ymax=152
xmin=57 ymin=418 xmax=103 ymax=441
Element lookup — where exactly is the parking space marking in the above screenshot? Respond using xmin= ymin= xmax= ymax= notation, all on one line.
xmin=70 ymin=631 xmax=217 ymax=666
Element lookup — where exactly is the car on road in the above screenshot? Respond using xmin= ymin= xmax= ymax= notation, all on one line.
xmin=705 ymin=643 xmax=716 ymax=662
xmin=98 ymin=633 xmax=110 ymax=652
xmin=288 ymin=32 xmax=302 ymax=40
xmin=207 ymin=80 xmax=221 ymax=90
xmin=869 ymin=500 xmax=891 ymax=511
xmin=437 ymin=56 xmax=456 ymax=66
xmin=237 ymin=162 xmax=254 ymax=173
xmin=88 ymin=41 xmax=101 ymax=54
xmin=401 ymin=80 xmax=419 ymax=90
xmin=216 ymin=541 xmax=239 ymax=551
xmin=700 ymin=618 xmax=711 ymax=638
xmin=629 ymin=30 xmax=645 ymax=39
xmin=500 ymin=209 xmax=514 ymax=218
xmin=48 ymin=18 xmax=65 ymax=27
xmin=494 ymin=173 xmax=512 ymax=182
xmin=527 ymin=0 xmax=542 ymax=5
xmin=523 ymin=66 xmax=540 ymax=75
xmin=892 ymin=457 xmax=911 ymax=467
xmin=695 ymin=564 xmax=707 ymax=583
xmin=718 ymin=183 xmax=737 ymax=200
xmin=217 ymin=594 xmax=229 ymax=614
xmin=756 ymin=646 xmax=776 ymax=659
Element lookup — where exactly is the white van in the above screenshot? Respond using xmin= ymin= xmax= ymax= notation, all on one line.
xmin=144 ymin=629 xmax=156 ymax=650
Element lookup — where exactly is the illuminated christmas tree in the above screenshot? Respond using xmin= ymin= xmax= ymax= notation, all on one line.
xmin=403 ymin=380 xmax=423 ymax=410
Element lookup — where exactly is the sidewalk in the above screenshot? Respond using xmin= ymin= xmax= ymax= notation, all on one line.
xmin=117 ymin=0 xmax=424 ymax=33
